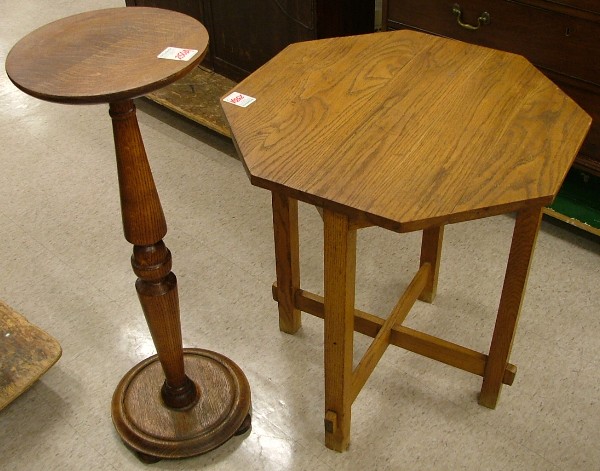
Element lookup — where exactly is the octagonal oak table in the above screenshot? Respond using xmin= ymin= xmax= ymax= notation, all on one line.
xmin=6 ymin=7 xmax=251 ymax=462
xmin=222 ymin=30 xmax=591 ymax=451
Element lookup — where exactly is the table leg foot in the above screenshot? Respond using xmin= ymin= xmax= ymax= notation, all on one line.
xmin=477 ymin=391 xmax=499 ymax=410
xmin=135 ymin=451 xmax=161 ymax=464
xmin=234 ymin=412 xmax=252 ymax=436
xmin=112 ymin=348 xmax=251 ymax=460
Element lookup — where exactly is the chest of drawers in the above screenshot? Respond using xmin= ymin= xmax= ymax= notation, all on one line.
xmin=126 ymin=1 xmax=375 ymax=82
xmin=383 ymin=0 xmax=600 ymax=176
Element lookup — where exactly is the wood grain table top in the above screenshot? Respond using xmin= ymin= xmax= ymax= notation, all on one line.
xmin=223 ymin=30 xmax=592 ymax=232
xmin=5 ymin=7 xmax=208 ymax=104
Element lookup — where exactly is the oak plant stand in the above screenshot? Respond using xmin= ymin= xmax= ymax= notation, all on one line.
xmin=222 ymin=31 xmax=591 ymax=451
xmin=6 ymin=7 xmax=251 ymax=462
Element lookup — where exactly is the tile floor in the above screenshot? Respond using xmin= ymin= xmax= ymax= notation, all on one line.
xmin=1 ymin=1 xmax=599 ymax=470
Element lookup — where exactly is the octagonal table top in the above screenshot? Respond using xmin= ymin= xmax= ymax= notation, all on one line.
xmin=6 ymin=7 xmax=209 ymax=104
xmin=222 ymin=30 xmax=591 ymax=233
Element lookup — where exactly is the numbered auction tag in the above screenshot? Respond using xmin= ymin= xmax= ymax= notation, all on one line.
xmin=223 ymin=91 xmax=256 ymax=108
xmin=157 ymin=47 xmax=198 ymax=61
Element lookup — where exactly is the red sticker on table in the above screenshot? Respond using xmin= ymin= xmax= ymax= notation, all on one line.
xmin=223 ymin=92 xmax=256 ymax=108
xmin=157 ymin=47 xmax=198 ymax=61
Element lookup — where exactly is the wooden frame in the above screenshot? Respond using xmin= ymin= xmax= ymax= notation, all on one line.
xmin=271 ymin=194 xmax=541 ymax=451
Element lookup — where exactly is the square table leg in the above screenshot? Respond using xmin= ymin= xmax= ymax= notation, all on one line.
xmin=479 ymin=206 xmax=543 ymax=408
xmin=419 ymin=226 xmax=444 ymax=303
xmin=272 ymin=192 xmax=302 ymax=333
xmin=323 ymin=208 xmax=358 ymax=451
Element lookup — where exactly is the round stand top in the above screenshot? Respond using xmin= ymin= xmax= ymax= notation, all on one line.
xmin=5 ymin=7 xmax=209 ymax=104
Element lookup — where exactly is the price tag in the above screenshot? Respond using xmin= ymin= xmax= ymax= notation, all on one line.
xmin=223 ymin=91 xmax=256 ymax=108
xmin=157 ymin=47 xmax=198 ymax=61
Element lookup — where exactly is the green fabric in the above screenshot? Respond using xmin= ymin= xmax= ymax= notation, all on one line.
xmin=549 ymin=169 xmax=600 ymax=230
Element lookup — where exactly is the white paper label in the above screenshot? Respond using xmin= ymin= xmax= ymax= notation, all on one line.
xmin=223 ymin=92 xmax=256 ymax=108
xmin=157 ymin=47 xmax=198 ymax=61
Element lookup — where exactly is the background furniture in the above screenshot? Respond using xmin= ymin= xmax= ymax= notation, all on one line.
xmin=223 ymin=30 xmax=590 ymax=451
xmin=6 ymin=7 xmax=250 ymax=462
xmin=125 ymin=0 xmax=376 ymax=81
xmin=382 ymin=0 xmax=600 ymax=233
xmin=123 ymin=1 xmax=376 ymax=137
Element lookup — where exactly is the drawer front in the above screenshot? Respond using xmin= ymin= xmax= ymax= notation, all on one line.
xmin=545 ymin=0 xmax=600 ymax=15
xmin=385 ymin=0 xmax=600 ymax=86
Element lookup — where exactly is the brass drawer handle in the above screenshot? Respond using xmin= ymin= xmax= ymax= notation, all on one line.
xmin=452 ymin=4 xmax=491 ymax=30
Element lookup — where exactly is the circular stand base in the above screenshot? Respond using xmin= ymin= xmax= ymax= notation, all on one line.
xmin=112 ymin=348 xmax=251 ymax=461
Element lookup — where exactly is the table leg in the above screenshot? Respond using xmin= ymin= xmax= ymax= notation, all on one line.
xmin=479 ymin=207 xmax=543 ymax=409
xmin=419 ymin=226 xmax=444 ymax=303
xmin=323 ymin=209 xmax=357 ymax=452
xmin=109 ymin=100 xmax=251 ymax=460
xmin=272 ymin=192 xmax=301 ymax=333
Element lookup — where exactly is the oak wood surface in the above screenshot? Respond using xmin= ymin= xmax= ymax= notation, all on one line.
xmin=383 ymin=0 xmax=600 ymax=177
xmin=223 ymin=30 xmax=591 ymax=233
xmin=5 ymin=7 xmax=208 ymax=104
